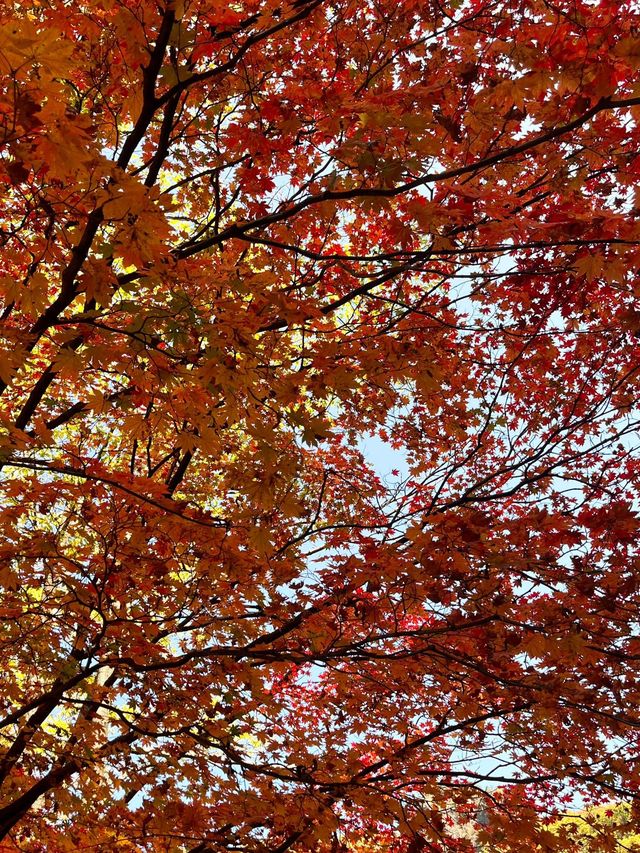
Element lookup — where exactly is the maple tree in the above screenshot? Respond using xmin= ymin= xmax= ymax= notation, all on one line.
xmin=2 ymin=0 xmax=640 ymax=849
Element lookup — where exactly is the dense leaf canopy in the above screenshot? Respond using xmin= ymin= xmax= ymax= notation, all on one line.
xmin=2 ymin=0 xmax=640 ymax=849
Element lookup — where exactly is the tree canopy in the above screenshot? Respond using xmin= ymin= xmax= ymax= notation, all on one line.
xmin=2 ymin=0 xmax=640 ymax=849
xmin=551 ymin=803 xmax=640 ymax=853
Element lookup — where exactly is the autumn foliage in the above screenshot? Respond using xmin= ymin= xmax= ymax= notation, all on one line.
xmin=2 ymin=0 xmax=640 ymax=849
